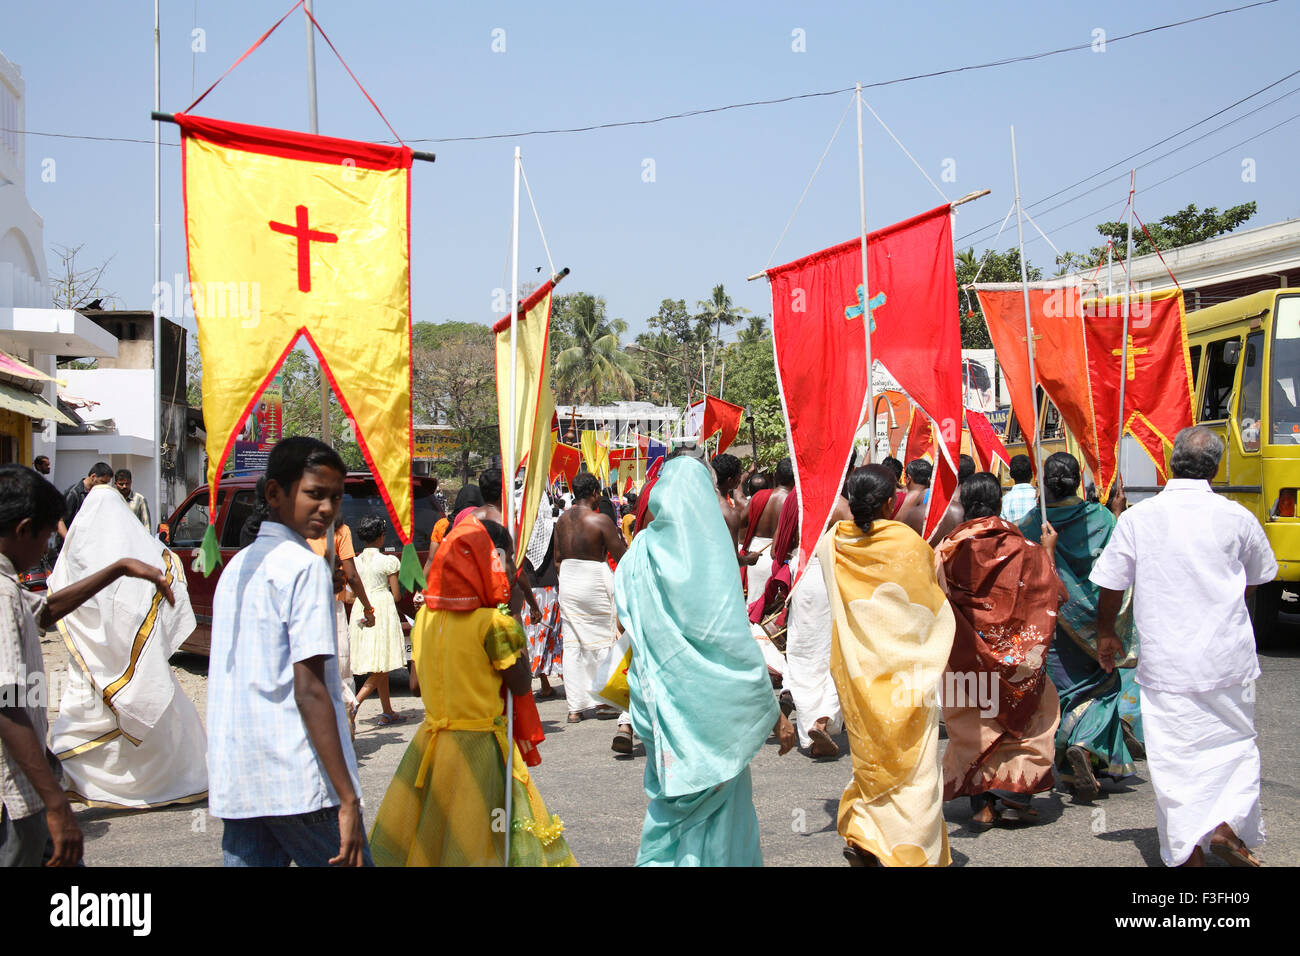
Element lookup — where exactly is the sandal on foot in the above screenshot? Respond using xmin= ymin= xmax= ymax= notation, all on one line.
xmin=1066 ymin=745 xmax=1101 ymax=801
xmin=996 ymin=796 xmax=1038 ymax=819
xmin=1121 ymin=720 xmax=1147 ymax=761
xmin=842 ymin=844 xmax=880 ymax=867
xmin=968 ymin=794 xmax=1001 ymax=832
xmin=612 ymin=725 xmax=634 ymax=755
xmin=567 ymin=712 xmax=585 ymax=724
xmin=378 ymin=712 xmax=406 ymax=726
xmin=594 ymin=705 xmax=620 ymax=720
xmin=808 ymin=726 xmax=840 ymax=759
xmin=1210 ymin=831 xmax=1261 ymax=867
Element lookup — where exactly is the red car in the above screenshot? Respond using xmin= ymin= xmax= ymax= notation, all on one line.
xmin=162 ymin=473 xmax=441 ymax=655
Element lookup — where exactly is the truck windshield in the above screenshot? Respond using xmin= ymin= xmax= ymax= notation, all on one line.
xmin=1270 ymin=295 xmax=1300 ymax=445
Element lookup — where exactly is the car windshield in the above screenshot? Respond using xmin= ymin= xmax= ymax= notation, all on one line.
xmin=1270 ymin=295 xmax=1300 ymax=444
xmin=341 ymin=479 xmax=440 ymax=551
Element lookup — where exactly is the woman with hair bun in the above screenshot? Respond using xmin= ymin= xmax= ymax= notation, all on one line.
xmin=818 ymin=463 xmax=956 ymax=867
xmin=1017 ymin=452 xmax=1144 ymax=802
xmin=933 ymin=471 xmax=1063 ymax=830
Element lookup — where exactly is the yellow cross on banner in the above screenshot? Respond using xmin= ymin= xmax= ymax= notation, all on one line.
xmin=1111 ymin=335 xmax=1149 ymax=380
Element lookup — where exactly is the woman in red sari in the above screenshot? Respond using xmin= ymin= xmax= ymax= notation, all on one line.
xmin=934 ymin=472 xmax=1063 ymax=830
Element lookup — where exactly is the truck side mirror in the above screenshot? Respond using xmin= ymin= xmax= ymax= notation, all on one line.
xmin=1223 ymin=340 xmax=1242 ymax=366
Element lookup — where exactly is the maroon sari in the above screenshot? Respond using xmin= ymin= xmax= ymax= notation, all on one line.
xmin=935 ymin=516 xmax=1063 ymax=799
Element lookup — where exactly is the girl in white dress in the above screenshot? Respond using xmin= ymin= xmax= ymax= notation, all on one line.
xmin=349 ymin=516 xmax=407 ymax=724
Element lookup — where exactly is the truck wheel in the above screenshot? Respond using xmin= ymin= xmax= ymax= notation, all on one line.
xmin=1248 ymin=582 xmax=1282 ymax=650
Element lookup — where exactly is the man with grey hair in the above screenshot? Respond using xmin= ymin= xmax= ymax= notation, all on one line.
xmin=1091 ymin=426 xmax=1275 ymax=867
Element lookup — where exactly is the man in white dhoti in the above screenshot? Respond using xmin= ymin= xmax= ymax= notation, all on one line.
xmin=554 ymin=474 xmax=630 ymax=747
xmin=49 ymin=485 xmax=208 ymax=809
xmin=1093 ymin=427 xmax=1275 ymax=867
xmin=784 ymin=553 xmax=842 ymax=758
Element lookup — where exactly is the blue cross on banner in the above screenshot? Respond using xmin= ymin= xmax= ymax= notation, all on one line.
xmin=845 ymin=284 xmax=886 ymax=331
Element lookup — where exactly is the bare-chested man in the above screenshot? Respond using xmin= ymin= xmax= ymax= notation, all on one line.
xmin=554 ymin=473 xmax=632 ymax=749
xmin=894 ymin=459 xmax=933 ymax=535
xmin=712 ymin=453 xmax=759 ymax=562
xmin=741 ymin=457 xmax=794 ymax=600
xmin=925 ymin=454 xmax=976 ymax=546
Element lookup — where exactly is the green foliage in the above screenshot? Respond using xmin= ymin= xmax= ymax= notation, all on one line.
xmin=411 ymin=322 xmax=497 ymax=486
xmin=954 ymin=246 xmax=1042 ymax=349
xmin=1053 ymin=202 xmax=1259 ymax=274
xmin=718 ymin=332 xmax=787 ymax=468
xmin=276 ymin=348 xmax=366 ymax=470
xmin=1091 ymin=202 xmax=1257 ymax=262
xmin=551 ymin=292 xmax=635 ymax=404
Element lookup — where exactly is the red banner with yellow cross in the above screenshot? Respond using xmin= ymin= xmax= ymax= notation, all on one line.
xmin=1084 ymin=288 xmax=1195 ymax=499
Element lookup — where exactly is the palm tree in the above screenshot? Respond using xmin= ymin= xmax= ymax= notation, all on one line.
xmin=553 ymin=292 xmax=635 ymax=405
xmin=696 ymin=283 xmax=749 ymax=392
xmin=737 ymin=314 xmax=768 ymax=344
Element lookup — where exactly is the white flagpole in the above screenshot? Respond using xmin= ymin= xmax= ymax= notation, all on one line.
xmin=856 ymin=82 xmax=874 ymax=464
xmin=1116 ymin=169 xmax=1136 ymax=490
xmin=305 ymin=0 xmax=329 ymax=449
xmin=153 ymin=0 xmax=163 ymax=526
xmin=1010 ymin=126 xmax=1046 ymax=516
xmin=503 ymin=145 xmax=521 ymax=867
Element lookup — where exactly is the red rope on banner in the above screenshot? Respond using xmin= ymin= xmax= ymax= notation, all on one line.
xmin=183 ymin=0 xmax=305 ymax=114
xmin=1132 ymin=209 xmax=1183 ymax=290
xmin=303 ymin=5 xmax=406 ymax=145
xmin=1088 ymin=241 xmax=1111 ymax=282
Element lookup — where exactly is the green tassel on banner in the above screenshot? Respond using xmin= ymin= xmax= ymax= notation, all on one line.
xmin=193 ymin=523 xmax=222 ymax=577
xmin=398 ymin=541 xmax=426 ymax=593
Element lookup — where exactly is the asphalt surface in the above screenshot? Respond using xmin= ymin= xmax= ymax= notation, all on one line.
xmin=48 ymin=616 xmax=1300 ymax=868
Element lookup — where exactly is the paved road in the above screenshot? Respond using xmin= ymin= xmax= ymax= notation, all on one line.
xmin=53 ymin=618 xmax=1300 ymax=867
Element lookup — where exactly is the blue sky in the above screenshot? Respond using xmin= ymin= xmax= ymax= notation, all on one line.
xmin=6 ymin=0 xmax=1299 ymax=344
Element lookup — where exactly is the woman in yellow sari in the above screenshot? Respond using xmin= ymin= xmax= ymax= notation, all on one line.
xmin=368 ymin=517 xmax=575 ymax=867
xmin=818 ymin=464 xmax=956 ymax=867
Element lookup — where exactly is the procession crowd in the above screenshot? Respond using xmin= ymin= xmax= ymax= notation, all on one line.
xmin=0 ymin=423 xmax=1275 ymax=867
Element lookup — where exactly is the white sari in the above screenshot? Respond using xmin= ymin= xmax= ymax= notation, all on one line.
xmin=49 ymin=486 xmax=208 ymax=809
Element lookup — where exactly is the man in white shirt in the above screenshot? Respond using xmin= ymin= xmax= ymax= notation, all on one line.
xmin=1091 ymin=426 xmax=1275 ymax=867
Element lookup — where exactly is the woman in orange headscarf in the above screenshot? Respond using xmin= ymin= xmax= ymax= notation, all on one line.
xmin=368 ymin=517 xmax=576 ymax=866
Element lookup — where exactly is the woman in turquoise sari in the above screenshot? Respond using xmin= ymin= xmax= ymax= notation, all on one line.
xmin=614 ymin=455 xmax=795 ymax=866
xmin=1018 ymin=452 xmax=1145 ymax=800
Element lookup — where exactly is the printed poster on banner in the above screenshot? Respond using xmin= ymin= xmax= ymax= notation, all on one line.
xmin=233 ymin=372 xmax=283 ymax=473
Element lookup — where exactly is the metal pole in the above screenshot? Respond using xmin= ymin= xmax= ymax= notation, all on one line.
xmin=856 ymin=83 xmax=875 ymax=464
xmin=306 ymin=1 xmax=329 ymax=448
xmin=1117 ymin=170 xmax=1136 ymax=489
xmin=502 ymin=145 xmax=521 ymax=866
xmin=1010 ymin=126 xmax=1046 ymax=516
xmin=153 ymin=0 xmax=163 ymax=527
xmin=1107 ymin=241 xmax=1113 ymax=298
xmin=304 ymin=2 xmax=338 ymax=697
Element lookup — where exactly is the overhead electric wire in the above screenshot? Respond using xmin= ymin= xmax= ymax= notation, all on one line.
xmin=1014 ymin=109 xmax=1300 ymax=254
xmin=405 ymin=0 xmax=1278 ymax=144
xmin=957 ymin=75 xmax=1300 ymax=245
xmin=0 ymin=1 xmax=1277 ymax=149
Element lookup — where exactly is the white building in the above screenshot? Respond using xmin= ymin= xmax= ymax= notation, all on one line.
xmin=0 ymin=49 xmax=180 ymax=521
xmin=0 ymin=50 xmax=119 ymax=473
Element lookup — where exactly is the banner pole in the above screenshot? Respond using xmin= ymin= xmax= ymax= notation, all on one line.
xmin=502 ymin=144 xmax=521 ymax=867
xmin=305 ymin=0 xmax=330 ymax=451
xmin=153 ymin=0 xmax=164 ymax=526
xmin=1117 ymin=169 xmax=1136 ymax=491
xmin=856 ymin=82 xmax=875 ymax=464
xmin=1010 ymin=126 xmax=1046 ymax=516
